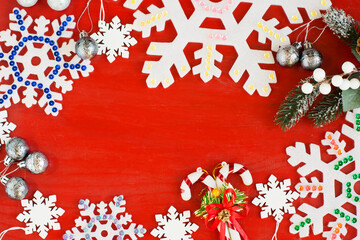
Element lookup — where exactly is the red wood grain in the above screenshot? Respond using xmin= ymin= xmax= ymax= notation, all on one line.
xmin=0 ymin=0 xmax=359 ymax=239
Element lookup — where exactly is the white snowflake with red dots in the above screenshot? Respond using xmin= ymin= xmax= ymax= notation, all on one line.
xmin=0 ymin=8 xmax=94 ymax=116
xmin=126 ymin=0 xmax=331 ymax=96
xmin=286 ymin=108 xmax=360 ymax=240
xmin=63 ymin=195 xmax=146 ymax=240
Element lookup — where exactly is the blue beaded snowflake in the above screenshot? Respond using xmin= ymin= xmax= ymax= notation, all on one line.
xmin=64 ymin=195 xmax=146 ymax=240
xmin=0 ymin=8 xmax=94 ymax=116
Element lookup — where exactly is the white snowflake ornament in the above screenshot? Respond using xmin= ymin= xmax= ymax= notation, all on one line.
xmin=0 ymin=8 xmax=94 ymax=116
xmin=17 ymin=190 xmax=65 ymax=239
xmin=0 ymin=110 xmax=16 ymax=145
xmin=64 ymin=195 xmax=146 ymax=240
xmin=286 ymin=108 xmax=360 ymax=240
xmin=252 ymin=175 xmax=299 ymax=222
xmin=128 ymin=0 xmax=331 ymax=96
xmin=151 ymin=206 xmax=199 ymax=240
xmin=91 ymin=16 xmax=137 ymax=63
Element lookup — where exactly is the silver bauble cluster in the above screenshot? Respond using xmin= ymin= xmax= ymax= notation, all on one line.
xmin=276 ymin=41 xmax=323 ymax=70
xmin=16 ymin=0 xmax=71 ymax=11
xmin=1 ymin=137 xmax=48 ymax=200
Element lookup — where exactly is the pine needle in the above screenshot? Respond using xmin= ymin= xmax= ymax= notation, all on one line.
xmin=308 ymin=91 xmax=344 ymax=127
xmin=274 ymin=78 xmax=320 ymax=131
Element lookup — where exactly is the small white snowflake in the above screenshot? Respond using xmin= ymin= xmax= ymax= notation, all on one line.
xmin=64 ymin=195 xmax=146 ymax=240
xmin=16 ymin=191 xmax=65 ymax=239
xmin=91 ymin=16 xmax=137 ymax=63
xmin=0 ymin=110 xmax=16 ymax=145
xmin=151 ymin=206 xmax=198 ymax=240
xmin=252 ymin=175 xmax=299 ymax=222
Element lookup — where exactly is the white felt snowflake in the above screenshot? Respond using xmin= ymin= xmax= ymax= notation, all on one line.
xmin=64 ymin=195 xmax=146 ymax=240
xmin=151 ymin=206 xmax=198 ymax=240
xmin=16 ymin=191 xmax=65 ymax=239
xmin=252 ymin=175 xmax=299 ymax=222
xmin=0 ymin=110 xmax=16 ymax=145
xmin=286 ymin=108 xmax=360 ymax=240
xmin=0 ymin=8 xmax=94 ymax=116
xmin=127 ymin=0 xmax=331 ymax=96
xmin=91 ymin=16 xmax=137 ymax=63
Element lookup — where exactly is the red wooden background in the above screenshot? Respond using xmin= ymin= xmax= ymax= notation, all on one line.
xmin=0 ymin=0 xmax=359 ymax=239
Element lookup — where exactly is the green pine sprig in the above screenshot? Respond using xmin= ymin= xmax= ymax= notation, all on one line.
xmin=195 ymin=183 xmax=247 ymax=219
xmin=274 ymin=78 xmax=320 ymax=131
xmin=308 ymin=90 xmax=343 ymax=127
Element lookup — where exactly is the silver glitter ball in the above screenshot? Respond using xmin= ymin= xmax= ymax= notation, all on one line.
xmin=25 ymin=152 xmax=48 ymax=174
xmin=6 ymin=137 xmax=29 ymax=161
xmin=47 ymin=0 xmax=71 ymax=11
xmin=75 ymin=31 xmax=98 ymax=60
xmin=301 ymin=42 xmax=323 ymax=71
xmin=276 ymin=43 xmax=302 ymax=67
xmin=4 ymin=177 xmax=28 ymax=200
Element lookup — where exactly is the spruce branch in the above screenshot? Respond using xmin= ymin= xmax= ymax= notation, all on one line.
xmin=274 ymin=78 xmax=320 ymax=131
xmin=323 ymin=7 xmax=355 ymax=39
xmin=308 ymin=90 xmax=343 ymax=127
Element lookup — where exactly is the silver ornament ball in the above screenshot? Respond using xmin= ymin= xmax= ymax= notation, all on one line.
xmin=301 ymin=42 xmax=323 ymax=71
xmin=17 ymin=0 xmax=38 ymax=7
xmin=276 ymin=43 xmax=302 ymax=67
xmin=6 ymin=137 xmax=29 ymax=161
xmin=47 ymin=0 xmax=71 ymax=11
xmin=4 ymin=177 xmax=28 ymax=200
xmin=25 ymin=152 xmax=48 ymax=174
xmin=75 ymin=31 xmax=98 ymax=60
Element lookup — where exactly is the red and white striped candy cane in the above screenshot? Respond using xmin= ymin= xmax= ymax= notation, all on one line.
xmin=216 ymin=162 xmax=253 ymax=187
xmin=180 ymin=167 xmax=217 ymax=201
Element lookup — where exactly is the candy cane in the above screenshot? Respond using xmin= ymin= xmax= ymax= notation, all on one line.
xmin=216 ymin=162 xmax=253 ymax=187
xmin=180 ymin=167 xmax=217 ymax=201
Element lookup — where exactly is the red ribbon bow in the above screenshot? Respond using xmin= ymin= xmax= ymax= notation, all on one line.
xmin=205 ymin=188 xmax=249 ymax=240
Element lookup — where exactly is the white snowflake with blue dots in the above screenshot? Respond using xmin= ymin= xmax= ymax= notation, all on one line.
xmin=0 ymin=8 xmax=94 ymax=116
xmin=63 ymin=195 xmax=146 ymax=240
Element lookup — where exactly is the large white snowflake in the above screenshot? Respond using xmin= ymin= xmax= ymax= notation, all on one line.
xmin=0 ymin=8 xmax=94 ymax=116
xmin=252 ymin=175 xmax=299 ymax=222
xmin=63 ymin=195 xmax=146 ymax=240
xmin=286 ymin=109 xmax=360 ymax=240
xmin=0 ymin=110 xmax=16 ymax=145
xmin=16 ymin=191 xmax=65 ymax=239
xmin=151 ymin=206 xmax=198 ymax=240
xmin=91 ymin=16 xmax=137 ymax=63
xmin=126 ymin=0 xmax=331 ymax=96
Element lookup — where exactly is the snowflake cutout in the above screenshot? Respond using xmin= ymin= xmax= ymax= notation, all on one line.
xmin=16 ymin=191 xmax=65 ymax=239
xmin=0 ymin=110 xmax=16 ymax=145
xmin=286 ymin=108 xmax=360 ymax=239
xmin=252 ymin=175 xmax=299 ymax=222
xmin=91 ymin=16 xmax=137 ymax=63
xmin=0 ymin=8 xmax=94 ymax=116
xmin=64 ymin=195 xmax=146 ymax=240
xmin=151 ymin=206 xmax=198 ymax=240
xmin=127 ymin=0 xmax=331 ymax=96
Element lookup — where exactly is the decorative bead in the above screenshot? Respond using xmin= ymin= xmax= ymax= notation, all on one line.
xmin=6 ymin=137 xmax=29 ymax=160
xmin=47 ymin=0 xmax=71 ymax=11
xmin=347 ymin=193 xmax=352 ymax=198
xmin=337 ymin=223 xmax=342 ymax=228
xmin=334 ymin=165 xmax=339 ymax=170
xmin=345 ymin=215 xmax=350 ymax=221
xmin=4 ymin=177 xmax=28 ymax=200
xmin=300 ymin=221 xmax=305 ymax=227
xmin=75 ymin=31 xmax=98 ymax=60
xmin=343 ymin=158 xmax=348 ymax=163
xmin=276 ymin=43 xmax=302 ymax=67
xmin=334 ymin=228 xmax=339 ymax=234
xmin=350 ymin=78 xmax=360 ymax=89
xmin=301 ymin=42 xmax=323 ymax=70
xmin=305 ymin=218 xmax=311 ymax=224
xmin=346 ymin=182 xmax=351 ymax=187
xmin=338 ymin=161 xmax=343 ymax=166
xmin=23 ymin=152 xmax=48 ymax=174
xmin=353 ymin=174 xmax=358 ymax=180
xmin=340 ymin=212 xmax=345 ymax=218
xmin=352 ymin=218 xmax=357 ymax=223
xmin=354 ymin=196 xmax=359 ymax=202
xmin=319 ymin=83 xmax=331 ymax=95
xmin=356 ymin=114 xmax=360 ymax=119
